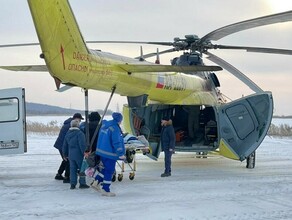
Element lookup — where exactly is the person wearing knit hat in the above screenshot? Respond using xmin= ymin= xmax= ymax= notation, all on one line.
xmin=92 ymin=112 xmax=126 ymax=197
xmin=112 ymin=112 xmax=123 ymax=123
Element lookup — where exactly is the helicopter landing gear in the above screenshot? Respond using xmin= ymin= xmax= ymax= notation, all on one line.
xmin=246 ymin=151 xmax=256 ymax=169
xmin=196 ymin=152 xmax=208 ymax=158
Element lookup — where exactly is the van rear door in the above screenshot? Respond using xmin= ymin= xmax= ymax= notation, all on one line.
xmin=0 ymin=87 xmax=27 ymax=155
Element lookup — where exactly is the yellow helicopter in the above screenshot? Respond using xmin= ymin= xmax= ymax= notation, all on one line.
xmin=1 ymin=0 xmax=292 ymax=169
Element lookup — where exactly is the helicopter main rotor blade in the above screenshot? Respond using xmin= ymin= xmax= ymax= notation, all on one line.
xmin=213 ymin=44 xmax=292 ymax=55
xmin=0 ymin=41 xmax=176 ymax=61
xmin=201 ymin=10 xmax=292 ymax=42
xmin=0 ymin=43 xmax=40 ymax=48
xmin=0 ymin=41 xmax=174 ymax=49
xmin=205 ymin=51 xmax=263 ymax=93
xmin=86 ymin=40 xmax=174 ymax=46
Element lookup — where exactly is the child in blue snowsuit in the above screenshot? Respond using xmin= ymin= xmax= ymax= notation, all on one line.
xmin=92 ymin=112 xmax=126 ymax=197
xmin=63 ymin=119 xmax=89 ymax=189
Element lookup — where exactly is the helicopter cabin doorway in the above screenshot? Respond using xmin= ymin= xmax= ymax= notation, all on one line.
xmin=127 ymin=104 xmax=218 ymax=155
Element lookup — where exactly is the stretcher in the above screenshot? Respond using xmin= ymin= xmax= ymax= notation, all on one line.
xmin=113 ymin=134 xmax=150 ymax=181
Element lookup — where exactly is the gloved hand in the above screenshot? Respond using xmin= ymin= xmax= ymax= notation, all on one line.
xmin=84 ymin=151 xmax=90 ymax=158
xmin=63 ymin=156 xmax=68 ymax=161
xmin=119 ymin=155 xmax=126 ymax=160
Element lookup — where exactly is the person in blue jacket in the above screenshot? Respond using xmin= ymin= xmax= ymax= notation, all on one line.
xmin=62 ymin=119 xmax=89 ymax=189
xmin=92 ymin=112 xmax=126 ymax=197
xmin=54 ymin=113 xmax=84 ymax=183
xmin=160 ymin=115 xmax=176 ymax=177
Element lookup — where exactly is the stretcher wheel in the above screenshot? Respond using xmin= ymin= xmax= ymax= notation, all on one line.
xmin=118 ymin=174 xmax=123 ymax=182
xmin=129 ymin=172 xmax=135 ymax=180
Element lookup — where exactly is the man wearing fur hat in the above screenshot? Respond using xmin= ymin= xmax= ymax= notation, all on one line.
xmin=92 ymin=112 xmax=126 ymax=197
xmin=160 ymin=115 xmax=176 ymax=177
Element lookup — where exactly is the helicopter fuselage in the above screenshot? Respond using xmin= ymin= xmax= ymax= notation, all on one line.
xmin=48 ymin=48 xmax=220 ymax=106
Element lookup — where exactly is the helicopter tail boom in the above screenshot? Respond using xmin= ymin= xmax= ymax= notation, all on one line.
xmin=28 ymin=0 xmax=88 ymax=81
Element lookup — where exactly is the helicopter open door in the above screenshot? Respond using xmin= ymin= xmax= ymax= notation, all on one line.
xmin=0 ymin=87 xmax=27 ymax=155
xmin=217 ymin=92 xmax=273 ymax=161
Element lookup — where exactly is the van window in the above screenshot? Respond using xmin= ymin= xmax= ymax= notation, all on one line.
xmin=0 ymin=98 xmax=19 ymax=123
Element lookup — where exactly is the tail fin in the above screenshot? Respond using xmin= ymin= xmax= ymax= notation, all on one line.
xmin=27 ymin=0 xmax=88 ymax=75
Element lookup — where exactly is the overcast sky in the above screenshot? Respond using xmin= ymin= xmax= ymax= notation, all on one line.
xmin=0 ymin=0 xmax=292 ymax=115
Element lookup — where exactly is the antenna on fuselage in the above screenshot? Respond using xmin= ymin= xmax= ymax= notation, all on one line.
xmin=139 ymin=46 xmax=145 ymax=61
xmin=155 ymin=48 xmax=160 ymax=64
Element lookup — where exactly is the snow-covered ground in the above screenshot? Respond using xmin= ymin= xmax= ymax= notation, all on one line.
xmin=26 ymin=115 xmax=82 ymax=126
xmin=1 ymin=119 xmax=292 ymax=220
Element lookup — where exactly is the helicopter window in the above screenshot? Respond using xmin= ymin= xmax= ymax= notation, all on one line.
xmin=210 ymin=73 xmax=220 ymax=87
xmin=225 ymin=104 xmax=255 ymax=140
xmin=188 ymin=55 xmax=200 ymax=65
xmin=127 ymin=94 xmax=148 ymax=108
xmin=171 ymin=57 xmax=178 ymax=65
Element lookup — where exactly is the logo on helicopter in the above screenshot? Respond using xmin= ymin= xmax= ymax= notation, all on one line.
xmin=156 ymin=75 xmax=186 ymax=91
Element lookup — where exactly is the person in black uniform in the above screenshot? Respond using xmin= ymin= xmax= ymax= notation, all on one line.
xmin=160 ymin=115 xmax=176 ymax=177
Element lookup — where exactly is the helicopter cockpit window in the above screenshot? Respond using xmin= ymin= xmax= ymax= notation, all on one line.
xmin=189 ymin=54 xmax=202 ymax=65
xmin=172 ymin=53 xmax=203 ymax=66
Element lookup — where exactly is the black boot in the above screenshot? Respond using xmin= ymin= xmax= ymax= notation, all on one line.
xmin=79 ymin=184 xmax=90 ymax=189
xmin=70 ymin=184 xmax=76 ymax=189
xmin=55 ymin=173 xmax=64 ymax=180
xmin=63 ymin=177 xmax=70 ymax=183
xmin=161 ymin=173 xmax=171 ymax=177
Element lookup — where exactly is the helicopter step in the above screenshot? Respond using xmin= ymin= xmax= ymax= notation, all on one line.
xmin=175 ymin=145 xmax=214 ymax=152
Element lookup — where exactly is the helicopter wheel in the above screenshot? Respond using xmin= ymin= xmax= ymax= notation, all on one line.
xmin=246 ymin=151 xmax=256 ymax=169
xmin=129 ymin=172 xmax=135 ymax=180
xmin=196 ymin=152 xmax=206 ymax=158
xmin=202 ymin=152 xmax=208 ymax=159
xmin=196 ymin=152 xmax=202 ymax=158
xmin=118 ymin=174 xmax=123 ymax=182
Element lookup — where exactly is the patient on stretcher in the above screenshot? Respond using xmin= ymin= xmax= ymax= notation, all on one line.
xmin=123 ymin=133 xmax=150 ymax=155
